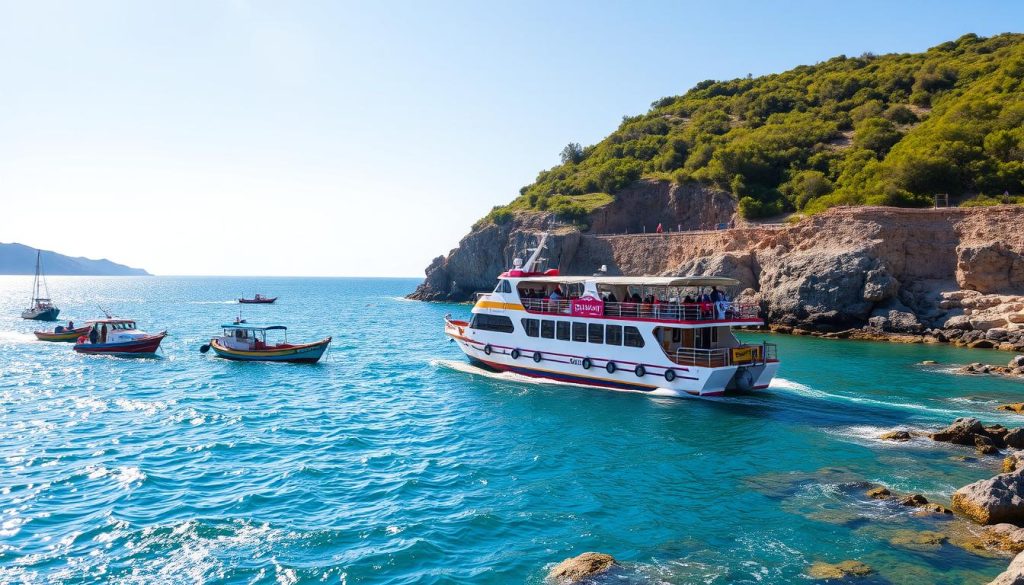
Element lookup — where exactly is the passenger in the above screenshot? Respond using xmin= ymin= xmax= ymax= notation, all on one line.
xmin=68 ymin=320 xmax=74 ymax=329
xmin=88 ymin=326 xmax=99 ymax=344
xmin=55 ymin=325 xmax=65 ymax=333
xmin=549 ymin=288 xmax=562 ymax=301
xmin=607 ymin=292 xmax=617 ymax=303
xmin=100 ymin=324 xmax=108 ymax=344
xmin=631 ymin=293 xmax=642 ymax=303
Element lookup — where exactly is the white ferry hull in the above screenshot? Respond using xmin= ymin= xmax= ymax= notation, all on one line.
xmin=446 ymin=321 xmax=775 ymax=398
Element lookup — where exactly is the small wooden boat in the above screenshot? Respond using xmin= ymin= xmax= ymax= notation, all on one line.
xmin=22 ymin=250 xmax=60 ymax=321
xmin=200 ymin=324 xmax=330 ymax=363
xmin=238 ymin=294 xmax=277 ymax=304
xmin=73 ymin=319 xmax=167 ymax=356
xmin=35 ymin=325 xmax=91 ymax=342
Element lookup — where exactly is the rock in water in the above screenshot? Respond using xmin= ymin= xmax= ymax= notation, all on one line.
xmin=987 ymin=550 xmax=1024 ymax=585
xmin=1007 ymin=429 xmax=1024 ymax=449
xmin=806 ymin=560 xmax=873 ymax=580
xmin=547 ymin=553 xmax=618 ymax=584
xmin=879 ymin=430 xmax=912 ymax=441
xmin=900 ymin=494 xmax=929 ymax=507
xmin=952 ymin=468 xmax=1024 ymax=525
xmin=930 ymin=417 xmax=984 ymax=445
xmin=1001 ymin=404 xmax=1024 ymax=415
xmin=866 ymin=486 xmax=891 ymax=499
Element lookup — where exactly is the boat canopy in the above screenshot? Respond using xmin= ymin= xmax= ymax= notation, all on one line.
xmin=506 ymin=275 xmax=740 ymax=287
xmin=87 ymin=318 xmax=137 ymax=325
xmin=221 ymin=324 xmax=287 ymax=331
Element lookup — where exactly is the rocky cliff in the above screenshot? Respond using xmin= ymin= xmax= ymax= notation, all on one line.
xmin=411 ymin=182 xmax=1024 ymax=350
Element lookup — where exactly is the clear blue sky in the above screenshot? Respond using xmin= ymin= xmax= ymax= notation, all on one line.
xmin=0 ymin=1 xmax=1019 ymax=276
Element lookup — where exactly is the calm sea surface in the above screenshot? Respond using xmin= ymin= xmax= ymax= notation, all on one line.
xmin=2 ymin=276 xmax=1024 ymax=584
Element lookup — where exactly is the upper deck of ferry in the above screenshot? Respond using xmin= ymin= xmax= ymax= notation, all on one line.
xmin=481 ymin=274 xmax=763 ymax=327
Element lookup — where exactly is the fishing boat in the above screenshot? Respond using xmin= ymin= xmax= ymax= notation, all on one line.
xmin=238 ymin=294 xmax=277 ymax=304
xmin=73 ymin=319 xmax=167 ymax=356
xmin=22 ymin=250 xmax=60 ymax=321
xmin=34 ymin=324 xmax=91 ymax=342
xmin=443 ymin=234 xmax=779 ymax=397
xmin=200 ymin=324 xmax=331 ymax=363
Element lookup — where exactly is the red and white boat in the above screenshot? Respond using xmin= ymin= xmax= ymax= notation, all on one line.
xmin=73 ymin=319 xmax=167 ymax=356
xmin=444 ymin=234 xmax=779 ymax=397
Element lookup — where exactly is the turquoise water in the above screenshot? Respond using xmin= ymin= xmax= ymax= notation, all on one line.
xmin=1 ymin=276 xmax=1023 ymax=584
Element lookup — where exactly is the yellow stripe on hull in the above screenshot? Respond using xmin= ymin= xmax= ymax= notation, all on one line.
xmin=474 ymin=300 xmax=524 ymax=311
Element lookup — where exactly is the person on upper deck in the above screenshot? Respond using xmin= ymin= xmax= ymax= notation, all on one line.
xmin=549 ymin=288 xmax=562 ymax=301
xmin=606 ymin=292 xmax=617 ymax=303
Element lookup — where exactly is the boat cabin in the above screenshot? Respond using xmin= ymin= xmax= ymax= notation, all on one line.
xmin=220 ymin=324 xmax=289 ymax=350
xmin=81 ymin=319 xmax=146 ymax=344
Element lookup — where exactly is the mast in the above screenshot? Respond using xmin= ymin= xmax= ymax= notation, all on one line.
xmin=29 ymin=250 xmax=41 ymax=307
xmin=521 ymin=233 xmax=549 ymax=273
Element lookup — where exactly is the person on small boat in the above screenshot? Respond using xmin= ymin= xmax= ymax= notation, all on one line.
xmin=68 ymin=320 xmax=74 ymax=329
xmin=55 ymin=324 xmax=65 ymax=333
xmin=100 ymin=324 xmax=108 ymax=344
xmin=89 ymin=327 xmax=99 ymax=344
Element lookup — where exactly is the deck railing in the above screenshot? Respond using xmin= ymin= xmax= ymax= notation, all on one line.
xmin=519 ymin=298 xmax=760 ymax=322
xmin=671 ymin=343 xmax=778 ymax=367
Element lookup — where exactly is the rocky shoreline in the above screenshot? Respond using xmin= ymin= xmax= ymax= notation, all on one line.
xmin=412 ymin=187 xmax=1024 ymax=350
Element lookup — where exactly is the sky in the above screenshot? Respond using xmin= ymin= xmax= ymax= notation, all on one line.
xmin=1 ymin=1 xmax=1021 ymax=276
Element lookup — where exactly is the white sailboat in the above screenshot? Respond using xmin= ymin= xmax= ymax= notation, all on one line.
xmin=22 ymin=250 xmax=60 ymax=321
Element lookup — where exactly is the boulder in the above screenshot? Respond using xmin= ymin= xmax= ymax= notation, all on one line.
xmin=879 ymin=430 xmax=912 ymax=441
xmin=863 ymin=268 xmax=899 ymax=302
xmin=987 ymin=550 xmax=1024 ymax=585
xmin=952 ymin=469 xmax=1024 ymax=525
xmin=866 ymin=486 xmax=891 ymax=499
xmin=889 ymin=529 xmax=947 ymax=550
xmin=546 ymin=553 xmax=618 ymax=584
xmin=915 ymin=503 xmax=953 ymax=515
xmin=991 ymin=328 xmax=1012 ymax=341
xmin=1012 ymin=355 xmax=1024 ymax=368
xmin=988 ymin=524 xmax=1024 ymax=554
xmin=931 ymin=417 xmax=985 ymax=446
xmin=1007 ymin=429 xmax=1024 ymax=450
xmin=945 ymin=314 xmax=974 ymax=330
xmin=806 ymin=560 xmax=873 ymax=580
xmin=1000 ymin=404 xmax=1024 ymax=415
xmin=900 ymin=494 xmax=929 ymax=507
xmin=973 ymin=316 xmax=1010 ymax=331
xmin=957 ymin=243 xmax=1024 ymax=294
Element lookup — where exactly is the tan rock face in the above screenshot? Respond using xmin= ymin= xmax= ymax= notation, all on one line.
xmin=546 ymin=552 xmax=618 ymax=584
xmin=952 ymin=468 xmax=1024 ymax=525
xmin=806 ymin=560 xmax=873 ymax=580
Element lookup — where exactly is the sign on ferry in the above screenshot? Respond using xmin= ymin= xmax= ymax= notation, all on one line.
xmin=571 ymin=297 xmax=605 ymax=317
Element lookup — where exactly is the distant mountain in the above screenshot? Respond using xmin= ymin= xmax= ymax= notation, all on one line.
xmin=0 ymin=242 xmax=150 ymax=276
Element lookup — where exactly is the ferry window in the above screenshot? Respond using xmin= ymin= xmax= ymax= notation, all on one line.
xmin=541 ymin=320 xmax=555 ymax=339
xmin=605 ymin=324 xmax=622 ymax=346
xmin=588 ymin=323 xmax=603 ymax=344
xmin=572 ymin=322 xmax=587 ymax=342
xmin=624 ymin=326 xmax=645 ymax=348
xmin=471 ymin=314 xmax=514 ymax=334
xmin=501 ymin=280 xmax=511 ymax=293
xmin=556 ymin=321 xmax=570 ymax=340
xmin=521 ymin=318 xmax=540 ymax=337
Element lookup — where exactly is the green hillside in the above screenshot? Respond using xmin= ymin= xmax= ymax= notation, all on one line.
xmin=490 ymin=33 xmax=1024 ymax=223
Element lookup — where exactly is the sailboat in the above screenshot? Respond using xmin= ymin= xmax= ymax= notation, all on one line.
xmin=21 ymin=250 xmax=60 ymax=321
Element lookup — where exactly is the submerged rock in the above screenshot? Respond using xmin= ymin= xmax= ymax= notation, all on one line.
xmin=914 ymin=503 xmax=954 ymax=516
xmin=806 ymin=560 xmax=873 ymax=580
xmin=546 ymin=552 xmax=618 ymax=584
xmin=952 ymin=468 xmax=1024 ymax=525
xmin=889 ymin=529 xmax=947 ymax=550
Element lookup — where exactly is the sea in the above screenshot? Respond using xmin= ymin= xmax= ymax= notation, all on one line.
xmin=1 ymin=276 xmax=1023 ymax=584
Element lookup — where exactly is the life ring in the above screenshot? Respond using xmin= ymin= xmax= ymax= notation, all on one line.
xmin=511 ymin=348 xmax=520 ymax=360
xmin=635 ymin=364 xmax=646 ymax=377
xmin=77 ymin=335 xmax=86 ymax=344
xmin=664 ymin=369 xmax=677 ymax=382
xmin=533 ymin=351 xmax=543 ymax=363
xmin=606 ymin=361 xmax=617 ymax=374
xmin=484 ymin=344 xmax=492 ymax=355
xmin=581 ymin=358 xmax=592 ymax=370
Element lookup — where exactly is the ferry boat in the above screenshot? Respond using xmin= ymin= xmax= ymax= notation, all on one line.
xmin=73 ymin=319 xmax=167 ymax=356
xmin=444 ymin=235 xmax=778 ymax=397
xmin=200 ymin=324 xmax=331 ymax=363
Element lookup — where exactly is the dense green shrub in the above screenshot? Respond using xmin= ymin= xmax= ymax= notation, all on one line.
xmin=488 ymin=33 xmax=1024 ymax=225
